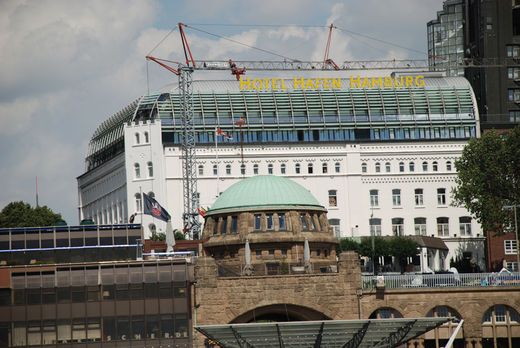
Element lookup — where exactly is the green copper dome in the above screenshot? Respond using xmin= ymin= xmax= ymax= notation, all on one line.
xmin=206 ymin=175 xmax=324 ymax=215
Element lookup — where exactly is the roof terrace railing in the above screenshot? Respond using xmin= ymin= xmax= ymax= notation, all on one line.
xmin=362 ymin=272 xmax=520 ymax=290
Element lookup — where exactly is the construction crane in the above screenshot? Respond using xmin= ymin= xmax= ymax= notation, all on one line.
xmin=323 ymin=24 xmax=340 ymax=70
xmin=146 ymin=23 xmax=511 ymax=240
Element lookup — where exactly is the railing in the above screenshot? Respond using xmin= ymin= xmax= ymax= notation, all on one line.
xmin=216 ymin=261 xmax=338 ymax=277
xmin=362 ymin=272 xmax=520 ymax=290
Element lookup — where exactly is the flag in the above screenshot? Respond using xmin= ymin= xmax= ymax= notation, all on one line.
xmin=235 ymin=117 xmax=246 ymax=126
xmin=198 ymin=206 xmax=207 ymax=217
xmin=143 ymin=193 xmax=171 ymax=222
xmin=216 ymin=128 xmax=233 ymax=140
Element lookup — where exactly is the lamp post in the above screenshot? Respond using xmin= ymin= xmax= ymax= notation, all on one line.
xmin=503 ymin=205 xmax=520 ymax=271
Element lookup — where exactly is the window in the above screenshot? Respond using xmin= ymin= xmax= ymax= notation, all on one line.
xmin=198 ymin=165 xmax=204 ymax=175
xmin=226 ymin=164 xmax=231 ymax=175
xmin=300 ymin=213 xmax=308 ymax=230
xmin=241 ymin=164 xmax=245 ymax=175
xmin=278 ymin=213 xmax=286 ymax=230
xmin=392 ymin=218 xmax=404 ymax=236
xmin=213 ymin=165 xmax=218 ymax=175
xmin=506 ymin=262 xmax=519 ymax=272
xmin=459 ymin=217 xmax=472 ymax=236
xmin=432 ymin=161 xmax=438 ymax=171
xmin=392 ymin=189 xmax=401 ymax=206
xmin=266 ymin=214 xmax=274 ymax=230
xmin=437 ymin=217 xmax=449 ymax=236
xmin=361 ymin=163 xmax=367 ymax=173
xmin=295 ymin=163 xmax=301 ymax=174
xmin=510 ymin=110 xmax=520 ymax=123
xmin=256 ymin=250 xmax=262 ymax=259
xmin=308 ymin=163 xmax=313 ymax=174
xmin=437 ymin=188 xmax=446 ymax=205
xmin=385 ymin=162 xmax=391 ymax=172
xmin=509 ymin=67 xmax=520 ymax=80
xmin=147 ymin=162 xmax=153 ymax=177
xmin=422 ymin=161 xmax=428 ymax=171
xmin=370 ymin=189 xmax=379 ymax=207
xmin=230 ymin=216 xmax=238 ymax=233
xmin=135 ymin=133 xmax=140 ymax=144
xmin=507 ymin=45 xmax=520 ymax=58
xmin=335 ymin=162 xmax=340 ymax=173
xmin=220 ymin=217 xmax=228 ymax=234
xmin=144 ymin=131 xmax=149 ymax=143
xmin=329 ymin=219 xmax=340 ymax=237
xmin=329 ymin=190 xmax=337 ymax=207
xmin=414 ymin=217 xmax=427 ymax=235
xmin=268 ymin=164 xmax=273 ymax=174
xmin=399 ymin=162 xmax=405 ymax=172
xmin=505 ymin=240 xmax=518 ymax=255
xmin=370 ymin=218 xmax=381 ymax=236
xmin=409 ymin=162 xmax=415 ymax=172
xmin=134 ymin=163 xmax=140 ymax=179
xmin=369 ymin=308 xmax=403 ymax=319
xmin=446 ymin=161 xmax=452 ymax=171
xmin=281 ymin=164 xmax=286 ymax=174
xmin=135 ymin=193 xmax=142 ymax=212
xmin=254 ymin=214 xmax=261 ymax=231
xmin=415 ymin=188 xmax=424 ymax=206
xmin=253 ymin=164 xmax=259 ymax=175
xmin=375 ymin=163 xmax=381 ymax=173
xmin=485 ymin=16 xmax=492 ymax=30
xmin=482 ymin=305 xmax=520 ymax=324
xmin=322 ymin=163 xmax=328 ymax=173
xmin=509 ymin=88 xmax=520 ymax=102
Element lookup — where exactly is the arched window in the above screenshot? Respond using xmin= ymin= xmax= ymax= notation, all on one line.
xmin=147 ymin=161 xmax=153 ymax=177
xmin=253 ymin=164 xmax=259 ymax=175
xmin=135 ymin=133 xmax=140 ymax=144
xmin=432 ymin=161 xmax=438 ymax=171
xmin=308 ymin=163 xmax=313 ymax=174
xmin=369 ymin=308 xmax=403 ymax=319
xmin=426 ymin=306 xmax=462 ymax=348
xmin=361 ymin=163 xmax=367 ymax=173
xmin=213 ymin=165 xmax=218 ymax=175
xmin=135 ymin=193 xmax=142 ymax=212
xmin=295 ymin=163 xmax=301 ymax=174
xmin=422 ymin=161 xmax=428 ymax=171
xmin=322 ymin=163 xmax=328 ymax=174
xmin=375 ymin=163 xmax=381 ymax=173
xmin=385 ymin=162 xmax=391 ymax=172
xmin=268 ymin=164 xmax=273 ymax=174
xmin=482 ymin=305 xmax=519 ymax=324
xmin=134 ymin=163 xmax=141 ymax=179
xmin=409 ymin=162 xmax=415 ymax=172
xmin=446 ymin=160 xmax=452 ymax=171
xmin=198 ymin=165 xmax=204 ymax=176
xmin=280 ymin=163 xmax=286 ymax=174
xmin=335 ymin=162 xmax=340 ymax=173
xmin=149 ymin=223 xmax=156 ymax=235
xmin=240 ymin=164 xmax=246 ymax=175
xmin=226 ymin=164 xmax=231 ymax=175
xmin=144 ymin=131 xmax=149 ymax=143
xmin=399 ymin=162 xmax=405 ymax=172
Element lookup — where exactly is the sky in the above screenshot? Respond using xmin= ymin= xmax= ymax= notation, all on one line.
xmin=0 ymin=0 xmax=444 ymax=224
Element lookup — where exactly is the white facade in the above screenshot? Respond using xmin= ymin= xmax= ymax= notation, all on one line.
xmin=78 ymin=76 xmax=485 ymax=271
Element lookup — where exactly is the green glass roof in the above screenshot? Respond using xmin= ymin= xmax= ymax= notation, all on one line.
xmin=207 ymin=175 xmax=324 ymax=215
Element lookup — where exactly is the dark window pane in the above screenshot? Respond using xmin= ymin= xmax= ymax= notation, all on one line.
xmin=57 ymin=287 xmax=71 ymax=303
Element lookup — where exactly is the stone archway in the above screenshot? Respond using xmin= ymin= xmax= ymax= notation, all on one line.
xmin=231 ymin=303 xmax=332 ymax=323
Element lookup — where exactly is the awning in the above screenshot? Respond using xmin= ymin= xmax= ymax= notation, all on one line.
xmin=196 ymin=317 xmax=453 ymax=348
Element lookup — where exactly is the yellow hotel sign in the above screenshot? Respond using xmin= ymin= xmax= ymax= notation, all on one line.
xmin=239 ymin=76 xmax=425 ymax=90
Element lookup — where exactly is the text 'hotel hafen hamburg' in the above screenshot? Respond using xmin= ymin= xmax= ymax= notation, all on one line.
xmin=78 ymin=72 xmax=486 ymax=271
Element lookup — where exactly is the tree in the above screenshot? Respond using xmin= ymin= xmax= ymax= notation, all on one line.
xmin=337 ymin=238 xmax=360 ymax=253
xmin=358 ymin=236 xmax=390 ymax=273
xmin=388 ymin=237 xmax=419 ymax=273
xmin=150 ymin=231 xmax=166 ymax=241
xmin=453 ymin=129 xmax=520 ymax=232
xmin=0 ymin=201 xmax=63 ymax=228
xmin=174 ymin=230 xmax=186 ymax=241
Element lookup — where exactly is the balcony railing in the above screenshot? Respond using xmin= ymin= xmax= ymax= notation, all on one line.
xmin=362 ymin=272 xmax=520 ymax=290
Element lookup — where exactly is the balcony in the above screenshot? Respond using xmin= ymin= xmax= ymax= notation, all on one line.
xmin=362 ymin=272 xmax=520 ymax=290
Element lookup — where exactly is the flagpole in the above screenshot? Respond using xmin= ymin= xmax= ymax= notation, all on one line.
xmin=215 ymin=127 xmax=219 ymax=198
xmin=139 ymin=186 xmax=143 ymax=225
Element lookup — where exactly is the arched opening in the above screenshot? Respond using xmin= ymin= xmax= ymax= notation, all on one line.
xmin=230 ymin=304 xmax=331 ymax=323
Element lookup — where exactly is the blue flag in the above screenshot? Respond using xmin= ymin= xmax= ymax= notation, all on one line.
xmin=143 ymin=193 xmax=171 ymax=222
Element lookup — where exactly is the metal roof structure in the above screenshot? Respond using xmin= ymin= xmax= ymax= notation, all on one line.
xmin=206 ymin=175 xmax=324 ymax=216
xmin=195 ymin=317 xmax=453 ymax=348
